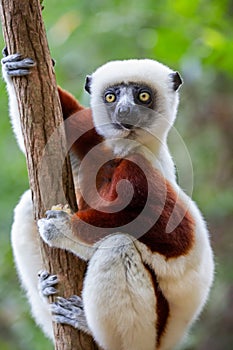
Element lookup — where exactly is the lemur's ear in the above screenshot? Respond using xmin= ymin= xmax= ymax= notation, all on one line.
xmin=170 ymin=72 xmax=183 ymax=91
xmin=85 ymin=75 xmax=92 ymax=94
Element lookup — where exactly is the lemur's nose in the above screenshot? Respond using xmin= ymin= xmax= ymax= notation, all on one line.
xmin=118 ymin=106 xmax=130 ymax=118
xmin=117 ymin=106 xmax=134 ymax=129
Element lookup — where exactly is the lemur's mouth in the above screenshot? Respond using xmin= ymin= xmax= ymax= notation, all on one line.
xmin=113 ymin=123 xmax=123 ymax=130
xmin=113 ymin=123 xmax=135 ymax=131
xmin=121 ymin=123 xmax=134 ymax=130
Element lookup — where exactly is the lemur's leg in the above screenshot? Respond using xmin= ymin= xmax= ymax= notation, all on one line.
xmin=11 ymin=190 xmax=54 ymax=339
xmin=82 ymin=234 xmax=157 ymax=350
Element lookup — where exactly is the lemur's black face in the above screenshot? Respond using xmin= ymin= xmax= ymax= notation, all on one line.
xmin=102 ymin=84 xmax=156 ymax=131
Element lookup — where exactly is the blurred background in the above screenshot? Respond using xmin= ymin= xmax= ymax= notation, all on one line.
xmin=0 ymin=0 xmax=232 ymax=349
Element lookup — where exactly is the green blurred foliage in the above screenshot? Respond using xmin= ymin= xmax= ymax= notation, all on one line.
xmin=0 ymin=0 xmax=232 ymax=349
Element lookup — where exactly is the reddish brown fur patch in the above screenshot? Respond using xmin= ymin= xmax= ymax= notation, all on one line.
xmin=58 ymin=86 xmax=103 ymax=159
xmin=65 ymin=109 xmax=103 ymax=160
xmin=58 ymin=86 xmax=84 ymax=119
xmin=71 ymin=157 xmax=148 ymax=245
xmin=70 ymin=154 xmax=195 ymax=258
xmin=139 ymin=177 xmax=195 ymax=259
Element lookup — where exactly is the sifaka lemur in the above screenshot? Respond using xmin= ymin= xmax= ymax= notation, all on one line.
xmin=2 ymin=51 xmax=214 ymax=350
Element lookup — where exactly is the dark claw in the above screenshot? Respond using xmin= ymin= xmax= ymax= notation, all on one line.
xmin=68 ymin=295 xmax=84 ymax=309
xmin=46 ymin=210 xmax=59 ymax=219
xmin=43 ymin=287 xmax=57 ymax=296
xmin=2 ymin=46 xmax=8 ymax=58
xmin=46 ymin=210 xmax=69 ymax=220
xmin=56 ymin=296 xmax=72 ymax=308
xmin=38 ymin=270 xmax=49 ymax=279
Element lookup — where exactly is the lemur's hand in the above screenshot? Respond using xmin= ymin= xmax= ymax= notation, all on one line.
xmin=1 ymin=47 xmax=55 ymax=79
xmin=1 ymin=47 xmax=36 ymax=78
xmin=37 ymin=205 xmax=73 ymax=248
xmin=37 ymin=204 xmax=94 ymax=262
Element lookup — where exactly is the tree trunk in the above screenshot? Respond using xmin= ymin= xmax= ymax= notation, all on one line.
xmin=0 ymin=0 xmax=99 ymax=349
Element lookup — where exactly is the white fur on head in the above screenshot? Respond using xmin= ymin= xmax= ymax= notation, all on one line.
xmin=89 ymin=59 xmax=181 ymax=140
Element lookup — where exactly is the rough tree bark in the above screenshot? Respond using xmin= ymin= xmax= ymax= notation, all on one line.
xmin=0 ymin=0 xmax=99 ymax=349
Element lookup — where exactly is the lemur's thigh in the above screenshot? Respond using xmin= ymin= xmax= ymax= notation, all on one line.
xmin=83 ymin=234 xmax=157 ymax=350
xmin=11 ymin=189 xmax=54 ymax=339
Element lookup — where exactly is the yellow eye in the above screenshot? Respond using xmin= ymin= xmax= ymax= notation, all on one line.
xmin=138 ymin=91 xmax=151 ymax=103
xmin=105 ymin=93 xmax=116 ymax=103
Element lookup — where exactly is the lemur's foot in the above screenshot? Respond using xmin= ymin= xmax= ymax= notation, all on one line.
xmin=37 ymin=205 xmax=73 ymax=248
xmin=1 ymin=50 xmax=35 ymax=77
xmin=38 ymin=270 xmax=58 ymax=297
xmin=51 ymin=295 xmax=91 ymax=334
